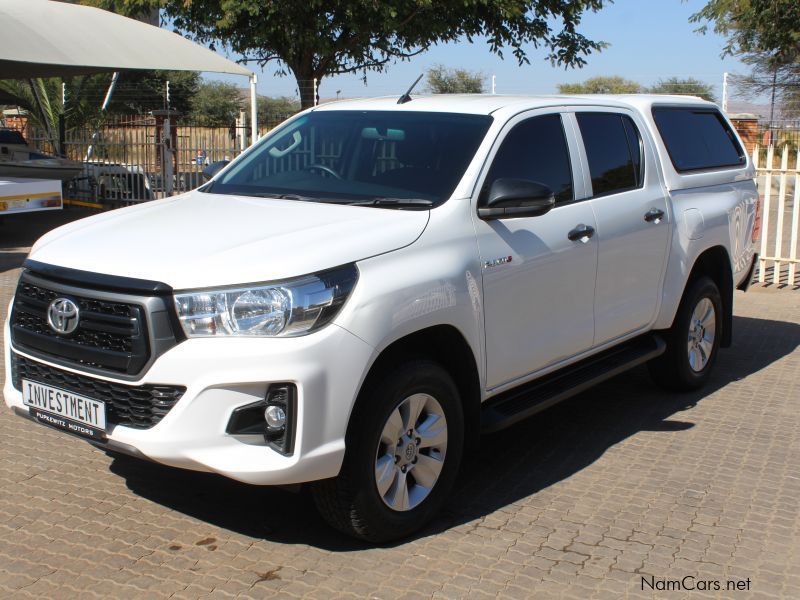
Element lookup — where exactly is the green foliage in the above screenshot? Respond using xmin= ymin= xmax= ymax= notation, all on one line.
xmin=692 ymin=0 xmax=800 ymax=61
xmin=558 ymin=76 xmax=643 ymax=94
xmin=426 ymin=65 xmax=485 ymax=94
xmin=692 ymin=1 xmax=799 ymax=116
xmin=0 ymin=77 xmax=106 ymax=150
xmin=86 ymin=1 xmax=609 ymax=108
xmin=257 ymin=96 xmax=300 ymax=125
xmin=104 ymin=71 xmax=200 ymax=114
xmin=0 ymin=79 xmax=63 ymax=147
xmin=189 ymin=81 xmax=243 ymax=126
xmin=1 ymin=70 xmax=201 ymax=145
xmin=648 ymin=77 xmax=717 ymax=102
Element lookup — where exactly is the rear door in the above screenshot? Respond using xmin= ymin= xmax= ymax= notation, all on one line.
xmin=474 ymin=111 xmax=598 ymax=389
xmin=572 ymin=110 xmax=670 ymax=346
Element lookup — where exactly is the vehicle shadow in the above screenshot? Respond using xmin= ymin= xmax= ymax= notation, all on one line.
xmin=0 ymin=208 xmax=96 ymax=273
xmin=108 ymin=314 xmax=800 ymax=551
xmin=0 ymin=252 xmax=28 ymax=274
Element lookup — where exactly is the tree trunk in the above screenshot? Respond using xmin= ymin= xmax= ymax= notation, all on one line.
xmin=295 ymin=74 xmax=317 ymax=110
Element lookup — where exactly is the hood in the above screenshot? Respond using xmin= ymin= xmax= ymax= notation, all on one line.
xmin=29 ymin=191 xmax=430 ymax=289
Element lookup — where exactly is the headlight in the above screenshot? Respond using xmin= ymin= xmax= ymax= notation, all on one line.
xmin=174 ymin=264 xmax=358 ymax=337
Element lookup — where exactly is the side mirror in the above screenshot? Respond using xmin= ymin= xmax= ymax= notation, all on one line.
xmin=202 ymin=160 xmax=230 ymax=181
xmin=478 ymin=178 xmax=556 ymax=220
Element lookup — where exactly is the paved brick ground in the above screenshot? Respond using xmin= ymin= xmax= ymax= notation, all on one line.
xmin=1 ymin=210 xmax=799 ymax=599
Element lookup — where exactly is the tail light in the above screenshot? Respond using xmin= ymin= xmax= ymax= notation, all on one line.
xmin=752 ymin=195 xmax=762 ymax=243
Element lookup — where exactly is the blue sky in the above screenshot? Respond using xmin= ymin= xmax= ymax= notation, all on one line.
xmin=208 ymin=0 xmax=747 ymax=100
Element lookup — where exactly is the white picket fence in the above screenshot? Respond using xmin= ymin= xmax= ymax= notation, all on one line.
xmin=752 ymin=144 xmax=800 ymax=288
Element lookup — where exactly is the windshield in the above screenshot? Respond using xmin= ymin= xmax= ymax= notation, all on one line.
xmin=208 ymin=111 xmax=493 ymax=207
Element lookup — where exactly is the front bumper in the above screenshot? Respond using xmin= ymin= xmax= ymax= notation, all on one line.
xmin=4 ymin=318 xmax=375 ymax=485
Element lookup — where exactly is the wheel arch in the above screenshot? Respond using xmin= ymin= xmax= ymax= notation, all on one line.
xmin=678 ymin=245 xmax=734 ymax=347
xmin=350 ymin=324 xmax=482 ymax=448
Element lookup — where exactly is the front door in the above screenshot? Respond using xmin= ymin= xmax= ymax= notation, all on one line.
xmin=474 ymin=112 xmax=598 ymax=390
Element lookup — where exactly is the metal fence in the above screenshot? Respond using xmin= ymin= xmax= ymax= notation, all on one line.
xmin=27 ymin=113 xmax=294 ymax=206
xmin=754 ymin=143 xmax=800 ymax=288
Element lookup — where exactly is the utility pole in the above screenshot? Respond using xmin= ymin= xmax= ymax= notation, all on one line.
xmin=491 ymin=75 xmax=496 ymax=95
xmin=250 ymin=73 xmax=258 ymax=144
xmin=722 ymin=72 xmax=729 ymax=113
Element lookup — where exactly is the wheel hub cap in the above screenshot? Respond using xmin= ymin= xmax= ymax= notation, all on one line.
xmin=374 ymin=393 xmax=448 ymax=512
xmin=687 ymin=298 xmax=716 ymax=372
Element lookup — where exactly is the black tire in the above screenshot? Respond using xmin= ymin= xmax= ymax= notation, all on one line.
xmin=648 ymin=275 xmax=723 ymax=391
xmin=312 ymin=360 xmax=464 ymax=542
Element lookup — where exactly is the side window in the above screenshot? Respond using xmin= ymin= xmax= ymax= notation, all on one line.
xmin=484 ymin=114 xmax=573 ymax=203
xmin=652 ymin=107 xmax=745 ymax=172
xmin=576 ymin=113 xmax=641 ymax=197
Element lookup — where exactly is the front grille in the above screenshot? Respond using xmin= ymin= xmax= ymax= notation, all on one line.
xmin=12 ymin=353 xmax=185 ymax=429
xmin=11 ymin=279 xmax=149 ymax=375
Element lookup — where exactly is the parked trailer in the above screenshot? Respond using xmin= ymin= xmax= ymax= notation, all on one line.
xmin=0 ymin=178 xmax=62 ymax=216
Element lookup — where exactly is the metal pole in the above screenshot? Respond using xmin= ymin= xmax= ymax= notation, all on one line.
xmin=722 ymin=72 xmax=728 ymax=112
xmin=768 ymin=67 xmax=777 ymax=145
xmin=313 ymin=78 xmax=318 ymax=106
xmin=238 ymin=109 xmax=246 ymax=151
xmin=163 ymin=115 xmax=173 ymax=195
xmin=250 ymin=74 xmax=258 ymax=145
xmin=85 ymin=71 xmax=119 ymax=161
xmin=491 ymin=75 xmax=496 ymax=95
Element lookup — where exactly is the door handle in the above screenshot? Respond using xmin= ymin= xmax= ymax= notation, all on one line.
xmin=567 ymin=224 xmax=595 ymax=242
xmin=644 ymin=208 xmax=665 ymax=223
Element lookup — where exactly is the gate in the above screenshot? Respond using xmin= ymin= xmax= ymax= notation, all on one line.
xmin=753 ymin=144 xmax=800 ymax=288
xmin=28 ymin=115 xmax=254 ymax=205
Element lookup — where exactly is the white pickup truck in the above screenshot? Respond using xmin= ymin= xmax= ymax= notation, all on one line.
xmin=4 ymin=95 xmax=759 ymax=541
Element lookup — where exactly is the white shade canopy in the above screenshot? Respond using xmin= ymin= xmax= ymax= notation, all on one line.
xmin=0 ymin=0 xmax=252 ymax=79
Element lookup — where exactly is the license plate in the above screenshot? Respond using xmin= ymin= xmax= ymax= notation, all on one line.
xmin=22 ymin=379 xmax=107 ymax=440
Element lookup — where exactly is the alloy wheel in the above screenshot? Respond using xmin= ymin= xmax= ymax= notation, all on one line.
xmin=374 ymin=393 xmax=448 ymax=511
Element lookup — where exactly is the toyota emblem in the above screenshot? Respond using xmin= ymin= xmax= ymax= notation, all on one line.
xmin=47 ymin=298 xmax=80 ymax=334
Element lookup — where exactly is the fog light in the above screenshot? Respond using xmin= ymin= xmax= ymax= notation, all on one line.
xmin=264 ymin=404 xmax=287 ymax=431
xmin=225 ymin=383 xmax=295 ymax=455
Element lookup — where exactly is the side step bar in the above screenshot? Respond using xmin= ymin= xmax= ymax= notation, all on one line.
xmin=481 ymin=334 xmax=666 ymax=434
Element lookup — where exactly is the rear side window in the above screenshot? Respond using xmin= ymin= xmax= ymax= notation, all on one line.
xmin=484 ymin=114 xmax=573 ymax=202
xmin=576 ymin=113 xmax=642 ymax=197
xmin=652 ymin=108 xmax=745 ymax=172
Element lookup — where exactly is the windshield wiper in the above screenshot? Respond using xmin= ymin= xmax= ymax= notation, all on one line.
xmin=245 ymin=192 xmax=322 ymax=202
xmin=350 ymin=197 xmax=435 ymax=208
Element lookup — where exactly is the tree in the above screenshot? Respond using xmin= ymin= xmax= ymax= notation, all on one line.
xmin=691 ymin=0 xmax=799 ymax=61
xmin=558 ymin=76 xmax=643 ymax=94
xmin=426 ymin=65 xmax=485 ymax=94
xmin=0 ymin=77 xmax=111 ymax=151
xmin=692 ymin=1 xmax=799 ymax=118
xmin=257 ymin=96 xmax=301 ymax=127
xmin=189 ymin=81 xmax=243 ymax=126
xmin=733 ymin=53 xmax=800 ymax=119
xmin=648 ymin=77 xmax=717 ymax=102
xmin=104 ymin=70 xmax=200 ymax=115
xmin=85 ymin=1 xmax=610 ymax=109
